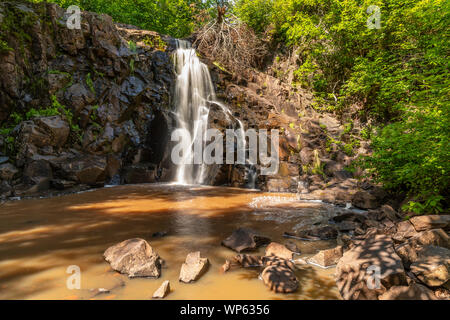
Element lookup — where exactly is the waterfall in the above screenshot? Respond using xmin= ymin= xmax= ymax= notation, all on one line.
xmin=172 ymin=40 xmax=250 ymax=186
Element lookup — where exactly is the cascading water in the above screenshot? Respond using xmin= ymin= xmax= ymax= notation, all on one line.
xmin=172 ymin=40 xmax=247 ymax=185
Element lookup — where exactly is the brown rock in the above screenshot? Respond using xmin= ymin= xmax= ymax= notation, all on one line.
xmin=308 ymin=246 xmax=343 ymax=268
xmin=378 ymin=283 xmax=437 ymax=300
xmin=0 ymin=163 xmax=19 ymax=181
xmin=220 ymin=260 xmax=231 ymax=273
xmin=222 ymin=228 xmax=271 ymax=252
xmin=410 ymin=246 xmax=450 ymax=287
xmin=104 ymin=238 xmax=162 ymax=278
xmin=34 ymin=116 xmax=70 ymax=147
xmin=410 ymin=215 xmax=450 ymax=232
xmin=152 ymin=280 xmax=170 ymax=299
xmin=393 ymin=220 xmax=418 ymax=242
xmin=261 ymin=265 xmax=299 ymax=293
xmin=336 ymin=234 xmax=407 ymax=300
xmin=233 ymin=254 xmax=262 ymax=267
xmin=352 ymin=190 xmax=380 ymax=210
xmin=295 ymin=225 xmax=338 ymax=240
xmin=261 ymin=256 xmax=295 ymax=271
xmin=265 ymin=242 xmax=295 ymax=260
xmin=284 ymin=241 xmax=301 ymax=254
xmin=179 ymin=251 xmax=209 ymax=283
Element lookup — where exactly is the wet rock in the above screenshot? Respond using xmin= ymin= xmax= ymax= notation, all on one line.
xmin=378 ymin=283 xmax=437 ymax=300
xmin=331 ymin=212 xmax=367 ymax=224
xmin=104 ymin=238 xmax=162 ymax=278
xmin=261 ymin=265 xmax=299 ymax=293
xmin=220 ymin=260 xmax=231 ymax=273
xmin=261 ymin=256 xmax=295 ymax=271
xmin=179 ymin=251 xmax=209 ymax=283
xmin=265 ymin=242 xmax=295 ymax=260
xmin=295 ymin=225 xmax=338 ymax=241
xmin=308 ymin=246 xmax=343 ymax=268
xmin=152 ymin=280 xmax=170 ymax=299
xmin=0 ymin=163 xmax=19 ymax=181
xmin=60 ymin=155 xmax=107 ymax=186
xmin=284 ymin=241 xmax=301 ymax=254
xmin=222 ymin=228 xmax=271 ymax=252
xmin=335 ymin=221 xmax=360 ymax=232
xmin=233 ymin=254 xmax=262 ymax=267
xmin=336 ymin=234 xmax=407 ymax=300
xmin=410 ymin=215 xmax=450 ymax=232
xmin=151 ymin=231 xmax=168 ymax=238
xmin=410 ymin=246 xmax=450 ymax=287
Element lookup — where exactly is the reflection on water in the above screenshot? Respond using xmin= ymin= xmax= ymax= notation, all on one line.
xmin=0 ymin=183 xmax=340 ymax=300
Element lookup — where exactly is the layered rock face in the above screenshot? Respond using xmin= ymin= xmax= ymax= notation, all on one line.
xmin=0 ymin=1 xmax=176 ymax=198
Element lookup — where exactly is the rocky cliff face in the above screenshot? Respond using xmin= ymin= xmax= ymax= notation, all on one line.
xmin=0 ymin=1 xmax=385 ymax=211
xmin=0 ymin=1 xmax=179 ymax=198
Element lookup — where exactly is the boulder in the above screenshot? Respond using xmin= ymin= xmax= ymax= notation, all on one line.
xmin=396 ymin=229 xmax=450 ymax=267
xmin=34 ymin=116 xmax=70 ymax=147
xmin=60 ymin=155 xmax=107 ymax=185
xmin=0 ymin=181 xmax=12 ymax=199
xmin=222 ymin=228 xmax=271 ymax=252
xmin=233 ymin=254 xmax=263 ymax=267
xmin=0 ymin=163 xmax=19 ymax=181
xmin=152 ymin=280 xmax=170 ymax=299
xmin=336 ymin=234 xmax=407 ymax=300
xmin=261 ymin=256 xmax=295 ymax=271
xmin=104 ymin=238 xmax=162 ymax=278
xmin=295 ymin=225 xmax=338 ymax=240
xmin=410 ymin=246 xmax=450 ymax=287
xmin=179 ymin=252 xmax=209 ymax=283
xmin=393 ymin=220 xmax=418 ymax=242
xmin=261 ymin=265 xmax=299 ymax=293
xmin=265 ymin=242 xmax=295 ymax=260
xmin=308 ymin=246 xmax=343 ymax=268
xmin=352 ymin=190 xmax=380 ymax=209
xmin=378 ymin=283 xmax=437 ymax=300
xmin=410 ymin=215 xmax=450 ymax=232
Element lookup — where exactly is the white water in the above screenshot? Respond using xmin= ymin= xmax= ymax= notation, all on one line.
xmin=172 ymin=40 xmax=246 ymax=185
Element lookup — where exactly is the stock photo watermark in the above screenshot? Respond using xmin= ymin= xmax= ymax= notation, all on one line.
xmin=367 ymin=5 xmax=381 ymax=29
xmin=66 ymin=265 xmax=81 ymax=290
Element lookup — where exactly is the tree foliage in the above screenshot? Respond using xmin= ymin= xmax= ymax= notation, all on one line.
xmin=31 ymin=0 xmax=217 ymax=38
xmin=235 ymin=0 xmax=449 ymax=213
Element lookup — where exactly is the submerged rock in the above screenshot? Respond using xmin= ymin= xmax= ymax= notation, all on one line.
xmin=222 ymin=228 xmax=271 ymax=252
xmin=261 ymin=265 xmax=299 ymax=293
xmin=104 ymin=238 xmax=162 ymax=278
xmin=152 ymin=280 xmax=170 ymax=299
xmin=233 ymin=254 xmax=263 ymax=268
xmin=179 ymin=251 xmax=209 ymax=283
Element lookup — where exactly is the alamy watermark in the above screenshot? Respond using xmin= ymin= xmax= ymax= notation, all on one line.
xmin=367 ymin=5 xmax=381 ymax=29
xmin=66 ymin=265 xmax=81 ymax=290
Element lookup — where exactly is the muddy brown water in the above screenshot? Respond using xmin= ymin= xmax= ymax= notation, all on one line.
xmin=0 ymin=183 xmax=342 ymax=300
